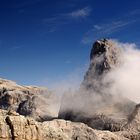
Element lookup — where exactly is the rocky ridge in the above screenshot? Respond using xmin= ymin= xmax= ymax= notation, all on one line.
xmin=0 ymin=78 xmax=59 ymax=121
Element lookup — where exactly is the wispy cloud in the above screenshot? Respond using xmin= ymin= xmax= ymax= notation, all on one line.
xmin=93 ymin=25 xmax=102 ymax=30
xmin=82 ymin=20 xmax=136 ymax=44
xmin=44 ymin=7 xmax=91 ymax=32
xmin=68 ymin=7 xmax=91 ymax=18
xmin=82 ymin=9 xmax=140 ymax=44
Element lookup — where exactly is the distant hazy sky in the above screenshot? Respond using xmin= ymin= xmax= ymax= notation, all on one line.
xmin=0 ymin=0 xmax=140 ymax=87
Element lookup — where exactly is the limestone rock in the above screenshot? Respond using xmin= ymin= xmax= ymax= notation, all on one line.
xmin=42 ymin=119 xmax=127 ymax=140
xmin=0 ymin=78 xmax=59 ymax=121
xmin=122 ymin=104 xmax=140 ymax=136
xmin=82 ymin=39 xmax=120 ymax=91
xmin=0 ymin=109 xmax=127 ymax=140
xmin=115 ymin=104 xmax=140 ymax=139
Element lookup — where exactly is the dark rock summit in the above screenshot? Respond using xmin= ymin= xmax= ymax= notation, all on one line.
xmin=82 ymin=39 xmax=120 ymax=91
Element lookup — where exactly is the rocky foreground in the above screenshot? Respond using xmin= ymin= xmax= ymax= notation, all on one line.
xmin=0 ymin=109 xmax=133 ymax=140
xmin=0 ymin=105 xmax=140 ymax=140
xmin=0 ymin=39 xmax=140 ymax=140
xmin=0 ymin=78 xmax=59 ymax=121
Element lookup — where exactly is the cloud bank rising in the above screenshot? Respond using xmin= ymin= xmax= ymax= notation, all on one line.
xmin=53 ymin=39 xmax=140 ymax=117
xmin=104 ymin=40 xmax=140 ymax=103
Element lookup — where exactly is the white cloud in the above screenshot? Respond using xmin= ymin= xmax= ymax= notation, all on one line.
xmin=93 ymin=25 xmax=102 ymax=30
xmin=44 ymin=7 xmax=91 ymax=32
xmin=82 ymin=20 xmax=136 ymax=44
xmin=103 ymin=40 xmax=140 ymax=103
xmin=68 ymin=7 xmax=91 ymax=18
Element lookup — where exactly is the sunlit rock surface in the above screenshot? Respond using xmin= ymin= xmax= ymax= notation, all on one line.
xmin=0 ymin=109 xmax=128 ymax=140
xmin=0 ymin=78 xmax=59 ymax=121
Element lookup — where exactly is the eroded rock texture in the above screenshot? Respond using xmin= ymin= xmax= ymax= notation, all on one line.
xmin=0 ymin=79 xmax=59 ymax=121
xmin=0 ymin=109 xmax=128 ymax=140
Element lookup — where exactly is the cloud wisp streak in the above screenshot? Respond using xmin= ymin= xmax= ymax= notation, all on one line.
xmin=44 ymin=7 xmax=91 ymax=32
xmin=68 ymin=7 xmax=91 ymax=18
xmin=82 ymin=9 xmax=140 ymax=44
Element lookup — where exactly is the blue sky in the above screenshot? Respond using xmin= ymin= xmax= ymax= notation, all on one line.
xmin=0 ymin=0 xmax=140 ymax=87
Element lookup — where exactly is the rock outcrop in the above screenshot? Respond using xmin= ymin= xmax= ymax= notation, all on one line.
xmin=82 ymin=39 xmax=120 ymax=91
xmin=0 ymin=78 xmax=59 ymax=121
xmin=1 ymin=106 xmax=140 ymax=140
xmin=123 ymin=104 xmax=140 ymax=131
xmin=0 ymin=109 xmax=128 ymax=140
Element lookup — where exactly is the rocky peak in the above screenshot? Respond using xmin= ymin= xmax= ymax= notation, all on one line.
xmin=59 ymin=39 xmax=136 ymax=133
xmin=90 ymin=39 xmax=111 ymax=59
xmin=82 ymin=39 xmax=120 ymax=90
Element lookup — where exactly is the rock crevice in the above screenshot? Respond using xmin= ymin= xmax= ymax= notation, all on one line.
xmin=5 ymin=116 xmax=15 ymax=140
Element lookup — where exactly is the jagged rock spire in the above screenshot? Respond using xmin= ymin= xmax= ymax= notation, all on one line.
xmin=82 ymin=39 xmax=120 ymax=90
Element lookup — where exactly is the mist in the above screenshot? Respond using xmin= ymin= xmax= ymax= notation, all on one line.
xmin=58 ymin=39 xmax=140 ymax=118
xmin=104 ymin=40 xmax=140 ymax=103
